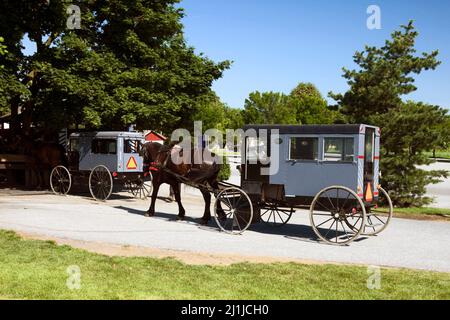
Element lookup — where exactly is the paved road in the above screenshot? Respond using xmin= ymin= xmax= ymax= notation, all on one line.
xmin=0 ymin=189 xmax=449 ymax=272
xmin=423 ymin=162 xmax=450 ymax=209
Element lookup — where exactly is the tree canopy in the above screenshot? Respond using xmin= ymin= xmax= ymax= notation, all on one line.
xmin=0 ymin=0 xmax=230 ymax=135
xmin=242 ymin=83 xmax=339 ymax=125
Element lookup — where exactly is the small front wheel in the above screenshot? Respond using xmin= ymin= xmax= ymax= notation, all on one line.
xmin=260 ymin=203 xmax=294 ymax=227
xmin=364 ymin=187 xmax=393 ymax=236
xmin=130 ymin=175 xmax=153 ymax=200
xmin=214 ymin=187 xmax=253 ymax=235
xmin=310 ymin=186 xmax=366 ymax=245
xmin=89 ymin=165 xmax=113 ymax=201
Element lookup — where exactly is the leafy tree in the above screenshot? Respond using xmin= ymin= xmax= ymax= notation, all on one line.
xmin=243 ymin=83 xmax=339 ymax=126
xmin=243 ymin=91 xmax=295 ymax=125
xmin=191 ymin=93 xmax=226 ymax=132
xmin=0 ymin=0 xmax=229 ymax=134
xmin=223 ymin=106 xmax=244 ymax=130
xmin=289 ymin=83 xmax=341 ymax=124
xmin=330 ymin=21 xmax=448 ymax=206
xmin=291 ymin=82 xmax=324 ymax=101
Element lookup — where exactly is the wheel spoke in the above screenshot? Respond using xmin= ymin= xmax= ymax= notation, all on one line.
xmin=324 ymin=220 xmax=336 ymax=239
xmin=341 ymin=192 xmax=352 ymax=211
xmin=275 ymin=210 xmax=286 ymax=224
xmin=315 ymin=217 xmax=334 ymax=229
xmin=325 ymin=193 xmax=336 ymax=211
xmin=340 ymin=221 xmax=350 ymax=240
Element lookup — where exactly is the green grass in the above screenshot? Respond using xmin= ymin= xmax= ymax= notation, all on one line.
xmin=0 ymin=230 xmax=449 ymax=300
xmin=425 ymin=150 xmax=450 ymax=160
xmin=394 ymin=207 xmax=450 ymax=218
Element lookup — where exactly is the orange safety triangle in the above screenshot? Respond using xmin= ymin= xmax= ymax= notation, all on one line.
xmin=127 ymin=156 xmax=137 ymax=170
xmin=365 ymin=183 xmax=373 ymax=202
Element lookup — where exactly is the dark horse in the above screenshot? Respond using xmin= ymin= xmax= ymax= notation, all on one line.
xmin=5 ymin=133 xmax=67 ymax=188
xmin=140 ymin=142 xmax=225 ymax=224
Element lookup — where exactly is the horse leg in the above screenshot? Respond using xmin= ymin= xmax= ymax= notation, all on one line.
xmin=172 ymin=182 xmax=185 ymax=220
xmin=200 ymin=189 xmax=211 ymax=225
xmin=146 ymin=181 xmax=160 ymax=217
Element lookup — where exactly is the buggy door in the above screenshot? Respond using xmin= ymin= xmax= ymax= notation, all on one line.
xmin=363 ymin=128 xmax=375 ymax=202
xmin=242 ymin=136 xmax=270 ymax=184
xmin=68 ymin=138 xmax=80 ymax=171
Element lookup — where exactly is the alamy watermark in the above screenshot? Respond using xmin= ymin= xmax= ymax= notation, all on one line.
xmin=367 ymin=265 xmax=381 ymax=290
xmin=367 ymin=5 xmax=382 ymax=30
xmin=167 ymin=122 xmax=280 ymax=176
xmin=66 ymin=265 xmax=81 ymax=290
xmin=67 ymin=4 xmax=81 ymax=30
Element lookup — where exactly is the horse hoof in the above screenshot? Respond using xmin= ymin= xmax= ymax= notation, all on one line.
xmin=145 ymin=212 xmax=154 ymax=217
xmin=177 ymin=216 xmax=185 ymax=221
xmin=200 ymin=219 xmax=209 ymax=226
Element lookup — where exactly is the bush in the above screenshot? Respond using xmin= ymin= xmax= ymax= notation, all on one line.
xmin=218 ymin=157 xmax=231 ymax=181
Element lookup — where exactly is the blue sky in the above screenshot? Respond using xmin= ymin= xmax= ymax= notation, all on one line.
xmin=21 ymin=0 xmax=450 ymax=109
xmin=180 ymin=0 xmax=450 ymax=109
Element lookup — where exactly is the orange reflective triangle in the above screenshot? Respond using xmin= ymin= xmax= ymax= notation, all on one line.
xmin=365 ymin=183 xmax=373 ymax=202
xmin=126 ymin=156 xmax=137 ymax=170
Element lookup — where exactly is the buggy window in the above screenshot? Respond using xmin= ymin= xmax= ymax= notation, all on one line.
xmin=290 ymin=137 xmax=318 ymax=161
xmin=324 ymin=138 xmax=354 ymax=162
xmin=124 ymin=140 xmax=142 ymax=154
xmin=92 ymin=139 xmax=117 ymax=154
xmin=245 ymin=137 xmax=269 ymax=163
xmin=69 ymin=139 xmax=79 ymax=152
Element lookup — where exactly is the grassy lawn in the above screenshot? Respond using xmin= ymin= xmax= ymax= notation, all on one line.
xmin=0 ymin=230 xmax=449 ymax=300
xmin=394 ymin=207 xmax=450 ymax=218
xmin=425 ymin=150 xmax=450 ymax=160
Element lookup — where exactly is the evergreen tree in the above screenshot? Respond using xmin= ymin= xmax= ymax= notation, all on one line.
xmin=330 ymin=21 xmax=448 ymax=206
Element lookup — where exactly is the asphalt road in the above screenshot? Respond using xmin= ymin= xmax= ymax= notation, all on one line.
xmin=423 ymin=161 xmax=450 ymax=209
xmin=0 ymin=188 xmax=449 ymax=273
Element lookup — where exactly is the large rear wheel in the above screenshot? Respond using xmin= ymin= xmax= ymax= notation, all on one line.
xmin=310 ymin=186 xmax=366 ymax=246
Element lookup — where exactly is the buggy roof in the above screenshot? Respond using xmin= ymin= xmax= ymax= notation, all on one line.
xmin=70 ymin=131 xmax=144 ymax=139
xmin=242 ymin=124 xmax=377 ymax=135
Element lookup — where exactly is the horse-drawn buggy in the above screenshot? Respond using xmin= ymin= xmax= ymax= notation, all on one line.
xmin=50 ymin=131 xmax=152 ymax=201
xmin=235 ymin=124 xmax=393 ymax=245
xmin=142 ymin=124 xmax=393 ymax=245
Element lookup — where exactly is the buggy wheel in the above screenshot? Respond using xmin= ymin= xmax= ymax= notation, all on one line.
xmin=363 ymin=187 xmax=393 ymax=236
xmin=50 ymin=166 xmax=72 ymax=195
xmin=89 ymin=165 xmax=113 ymax=201
xmin=214 ymin=187 xmax=253 ymax=235
xmin=310 ymin=186 xmax=366 ymax=246
xmin=130 ymin=176 xmax=153 ymax=199
xmin=260 ymin=203 xmax=294 ymax=227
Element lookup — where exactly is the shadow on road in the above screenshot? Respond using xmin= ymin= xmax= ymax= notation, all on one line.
xmin=112 ymin=205 xmax=362 ymax=245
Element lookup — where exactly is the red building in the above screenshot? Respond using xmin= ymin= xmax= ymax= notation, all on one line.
xmin=144 ymin=131 xmax=167 ymax=144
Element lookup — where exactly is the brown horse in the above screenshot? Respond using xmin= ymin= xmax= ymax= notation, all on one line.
xmin=7 ymin=134 xmax=67 ymax=188
xmin=140 ymin=142 xmax=225 ymax=224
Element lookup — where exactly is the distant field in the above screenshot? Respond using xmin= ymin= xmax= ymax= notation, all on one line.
xmin=0 ymin=230 xmax=449 ymax=300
